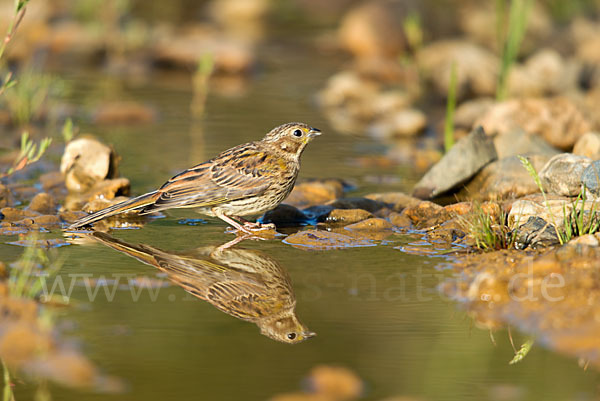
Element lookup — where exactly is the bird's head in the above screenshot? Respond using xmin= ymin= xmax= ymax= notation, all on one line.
xmin=259 ymin=311 xmax=316 ymax=344
xmin=262 ymin=122 xmax=321 ymax=158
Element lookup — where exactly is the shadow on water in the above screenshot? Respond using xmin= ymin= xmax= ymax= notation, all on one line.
xmin=86 ymin=231 xmax=315 ymax=344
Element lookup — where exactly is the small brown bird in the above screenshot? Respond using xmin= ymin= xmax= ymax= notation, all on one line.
xmin=89 ymin=232 xmax=315 ymax=344
xmin=69 ymin=122 xmax=321 ymax=231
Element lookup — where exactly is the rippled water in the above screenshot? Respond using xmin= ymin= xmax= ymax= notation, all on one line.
xmin=5 ymin=43 xmax=600 ymax=400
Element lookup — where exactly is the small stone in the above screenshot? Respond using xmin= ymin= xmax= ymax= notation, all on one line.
xmin=260 ymin=204 xmax=311 ymax=227
xmin=364 ymin=192 xmax=421 ymax=212
xmin=27 ymin=192 xmax=57 ymax=215
xmin=539 ymin=153 xmax=591 ymax=196
xmin=325 ymin=209 xmax=373 ymax=226
xmin=327 ymin=197 xmax=386 ymax=214
xmin=338 ymin=1 xmax=405 ymax=60
xmin=454 ymin=97 xmax=495 ymax=130
xmin=400 ymin=200 xmax=444 ymax=228
xmin=413 ymin=126 xmax=497 ymax=199
xmin=388 ymin=211 xmax=412 ymax=228
xmin=283 ymin=229 xmax=374 ymax=250
xmin=581 ymin=160 xmax=600 ymax=197
xmin=569 ymin=234 xmax=599 ymax=247
xmin=93 ymin=102 xmax=156 ymax=125
xmin=286 ymin=180 xmax=345 ymax=208
xmin=153 ymin=27 xmax=255 ymax=73
xmin=344 ymin=217 xmax=393 ymax=231
xmin=39 ymin=171 xmax=65 ymax=191
xmin=64 ymin=179 xmax=131 ymax=211
xmin=508 ymin=197 xmax=574 ymax=230
xmin=368 ymin=109 xmax=427 ymax=139
xmin=59 ymin=210 xmax=88 ymax=224
xmin=573 ymin=132 xmax=600 ymax=160
xmin=317 ymin=71 xmax=380 ymax=110
xmin=307 ymin=365 xmax=363 ymax=401
xmin=80 ymin=196 xmax=131 ymax=214
xmin=513 ymin=216 xmax=561 ymax=249
xmin=30 ymin=215 xmax=61 ymax=227
xmin=0 ymin=184 xmax=13 ymax=208
xmin=417 ymin=40 xmax=499 ymax=98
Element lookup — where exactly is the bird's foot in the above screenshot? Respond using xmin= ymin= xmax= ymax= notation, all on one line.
xmin=242 ymin=221 xmax=276 ymax=231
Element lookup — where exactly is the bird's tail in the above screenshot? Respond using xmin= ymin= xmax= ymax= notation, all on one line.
xmin=88 ymin=232 xmax=159 ymax=267
xmin=68 ymin=191 xmax=159 ymax=229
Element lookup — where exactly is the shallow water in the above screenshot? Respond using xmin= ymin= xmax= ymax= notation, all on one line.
xmin=5 ymin=43 xmax=600 ymax=400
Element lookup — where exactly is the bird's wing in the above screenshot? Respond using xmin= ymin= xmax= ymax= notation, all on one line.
xmin=206 ymin=280 xmax=277 ymax=319
xmin=141 ymin=143 xmax=285 ymax=213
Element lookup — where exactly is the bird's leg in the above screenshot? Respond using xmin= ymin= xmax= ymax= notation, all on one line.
xmin=212 ymin=234 xmax=251 ymax=254
xmin=236 ymin=216 xmax=276 ymax=230
xmin=212 ymin=209 xmax=254 ymax=235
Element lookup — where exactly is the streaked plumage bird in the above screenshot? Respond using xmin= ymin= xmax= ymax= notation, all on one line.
xmin=69 ymin=122 xmax=321 ymax=232
xmin=89 ymin=232 xmax=315 ymax=344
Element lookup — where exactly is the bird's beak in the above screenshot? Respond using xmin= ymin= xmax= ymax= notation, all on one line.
xmin=308 ymin=128 xmax=321 ymax=138
xmin=303 ymin=331 xmax=317 ymax=339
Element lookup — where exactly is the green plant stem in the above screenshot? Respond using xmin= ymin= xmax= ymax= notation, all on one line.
xmin=444 ymin=62 xmax=457 ymax=152
xmin=2 ymin=360 xmax=14 ymax=401
xmin=496 ymin=0 xmax=532 ymax=101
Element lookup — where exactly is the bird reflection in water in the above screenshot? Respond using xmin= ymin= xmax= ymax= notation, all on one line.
xmin=89 ymin=232 xmax=315 ymax=344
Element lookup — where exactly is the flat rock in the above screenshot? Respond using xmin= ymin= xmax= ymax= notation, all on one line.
xmin=283 ymin=229 xmax=374 ymax=250
xmin=413 ymin=126 xmax=497 ymax=199
xmin=493 ymin=129 xmax=560 ymax=159
xmin=324 ymin=208 xmax=373 ymax=226
xmin=459 ymin=154 xmax=553 ymax=201
xmin=540 ymin=153 xmax=591 ymax=196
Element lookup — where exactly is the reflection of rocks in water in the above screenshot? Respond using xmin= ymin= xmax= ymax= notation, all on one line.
xmin=441 ymin=242 xmax=600 ymax=369
xmin=88 ymin=232 xmax=314 ymax=344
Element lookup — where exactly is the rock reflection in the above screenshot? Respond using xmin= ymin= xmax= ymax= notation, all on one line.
xmin=89 ymin=232 xmax=315 ymax=344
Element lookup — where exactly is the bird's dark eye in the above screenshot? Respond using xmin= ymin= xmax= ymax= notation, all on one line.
xmin=287 ymin=333 xmax=296 ymax=340
xmin=292 ymin=129 xmax=303 ymax=137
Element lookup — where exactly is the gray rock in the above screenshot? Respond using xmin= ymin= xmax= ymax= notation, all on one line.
xmin=539 ymin=153 xmax=591 ymax=196
xmin=513 ymin=216 xmax=560 ymax=249
xmin=581 ymin=160 xmax=600 ymax=196
xmin=508 ymin=197 xmax=574 ymax=230
xmin=573 ymin=132 xmax=600 ymax=160
xmin=459 ymin=154 xmax=552 ymax=201
xmin=493 ymin=129 xmax=560 ymax=159
xmin=413 ymin=126 xmax=497 ymax=199
xmin=61 ymin=137 xmax=119 ymax=192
